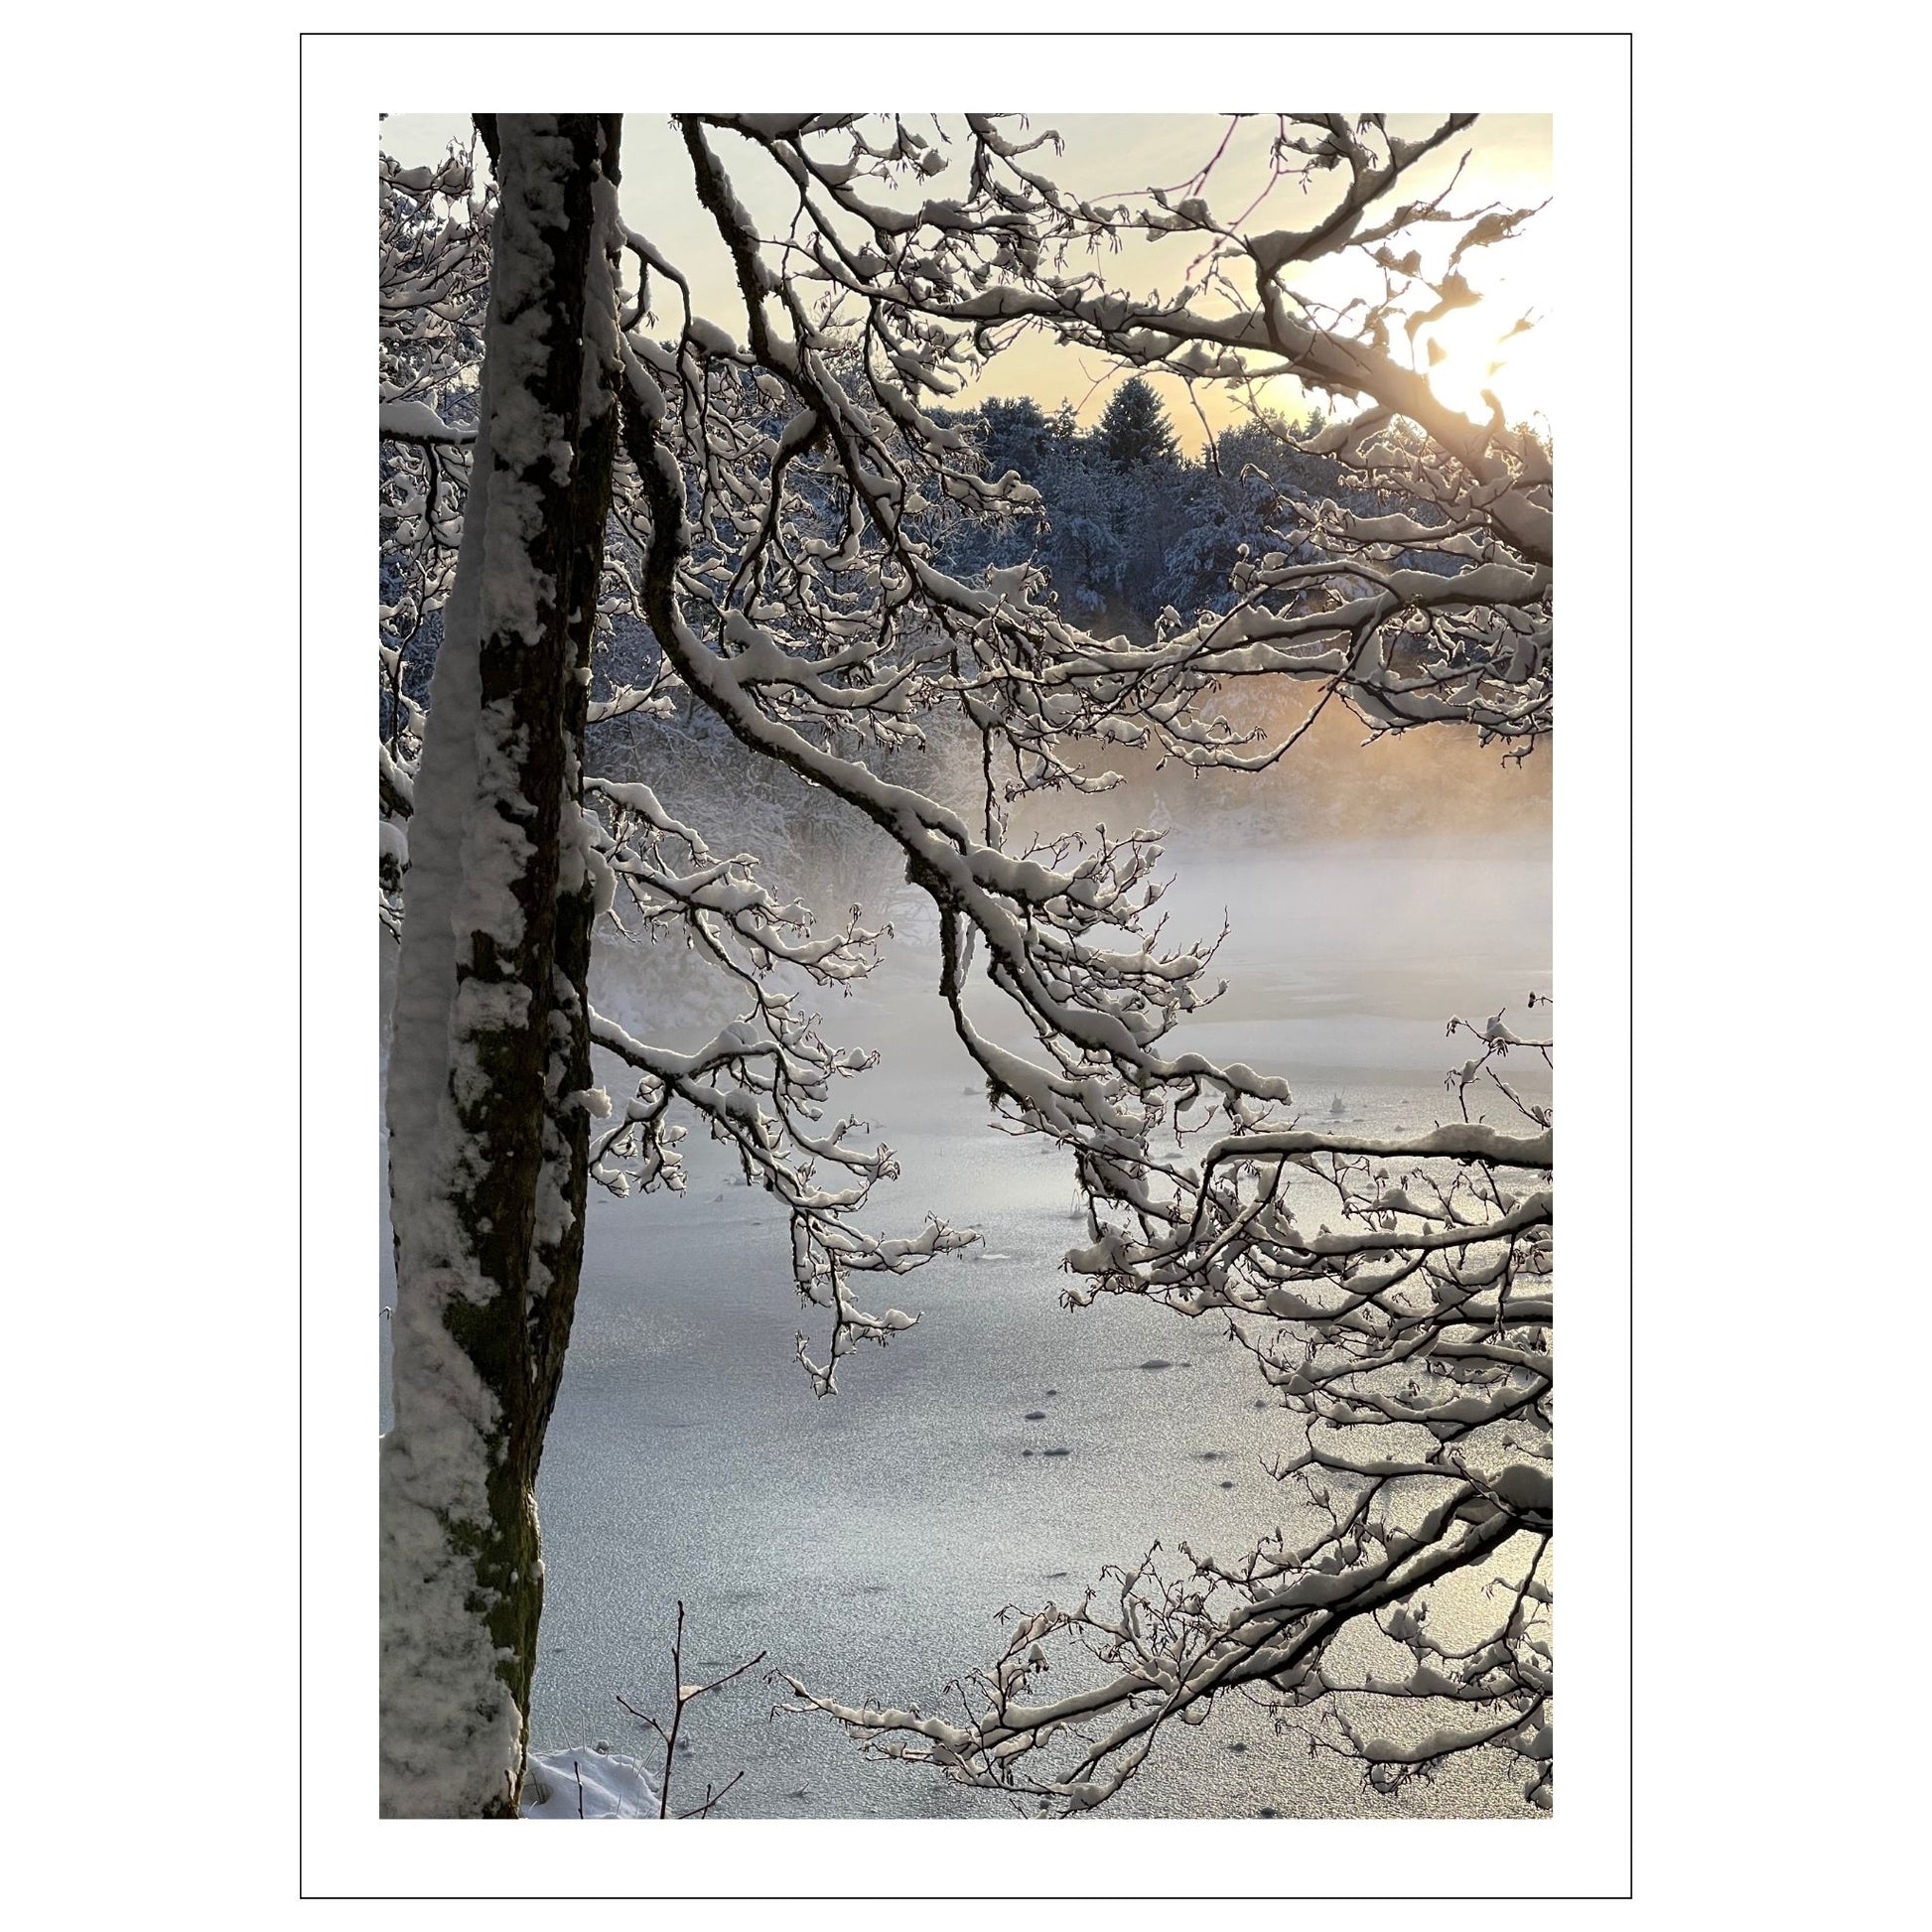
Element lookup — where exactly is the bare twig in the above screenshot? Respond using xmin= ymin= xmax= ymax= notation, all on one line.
xmin=616 ymin=1601 xmax=765 ymax=1820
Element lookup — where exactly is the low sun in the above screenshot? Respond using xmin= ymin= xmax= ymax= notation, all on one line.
xmin=1412 ymin=280 xmax=1550 ymax=430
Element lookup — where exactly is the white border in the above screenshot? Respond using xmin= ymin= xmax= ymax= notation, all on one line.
xmin=304 ymin=27 xmax=1629 ymax=1900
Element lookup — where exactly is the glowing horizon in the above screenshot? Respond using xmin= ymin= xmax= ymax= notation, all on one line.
xmin=380 ymin=111 xmax=1553 ymax=448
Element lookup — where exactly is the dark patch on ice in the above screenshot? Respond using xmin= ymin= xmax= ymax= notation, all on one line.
xmin=857 ymin=1583 xmax=889 ymax=1594
xmin=1043 ymin=1571 xmax=1069 ymax=1581
xmin=1219 ymin=1479 xmax=1236 ymax=1489
xmin=1139 ymin=1358 xmax=1174 ymax=1371
xmin=1257 ymin=1806 xmax=1280 ymax=1818
xmin=1045 ymin=1388 xmax=1058 ymax=1397
xmin=1040 ymin=1446 xmax=1071 ymax=1457
xmin=1025 ymin=1410 xmax=1047 ymax=1421
xmin=1227 ymin=1740 xmax=1248 ymax=1753
xmin=1022 ymin=1448 xmax=1034 ymax=1456
xmin=1197 ymin=1450 xmax=1225 ymax=1461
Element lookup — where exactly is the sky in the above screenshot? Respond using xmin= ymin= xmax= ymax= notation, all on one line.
xmin=381 ymin=111 xmax=1552 ymax=452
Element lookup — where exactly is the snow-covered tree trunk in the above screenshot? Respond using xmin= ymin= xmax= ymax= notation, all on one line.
xmin=380 ymin=113 xmax=622 ymax=1819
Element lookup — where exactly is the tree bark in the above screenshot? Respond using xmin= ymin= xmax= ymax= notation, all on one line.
xmin=380 ymin=112 xmax=622 ymax=1819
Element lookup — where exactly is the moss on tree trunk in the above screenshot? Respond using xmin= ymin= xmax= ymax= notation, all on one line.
xmin=383 ymin=111 xmax=622 ymax=1819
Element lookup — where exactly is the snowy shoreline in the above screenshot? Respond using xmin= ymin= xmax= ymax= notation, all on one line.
xmin=521 ymin=1745 xmax=657 ymax=1820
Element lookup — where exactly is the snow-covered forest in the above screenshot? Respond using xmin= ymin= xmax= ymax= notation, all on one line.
xmin=378 ymin=111 xmax=1554 ymax=1823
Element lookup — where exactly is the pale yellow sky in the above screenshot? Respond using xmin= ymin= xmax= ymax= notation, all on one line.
xmin=382 ymin=112 xmax=1552 ymax=448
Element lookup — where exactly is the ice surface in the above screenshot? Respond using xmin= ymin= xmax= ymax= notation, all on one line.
xmin=382 ymin=837 xmax=1550 ymax=1816
xmin=511 ymin=836 xmax=1552 ymax=1818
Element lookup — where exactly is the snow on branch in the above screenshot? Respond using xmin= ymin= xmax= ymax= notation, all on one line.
xmin=695 ymin=111 xmax=1552 ymax=756
xmin=784 ymin=1003 xmax=1554 ymax=1814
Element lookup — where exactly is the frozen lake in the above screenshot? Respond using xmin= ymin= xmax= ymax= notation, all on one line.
xmin=384 ymin=836 xmax=1552 ymax=1818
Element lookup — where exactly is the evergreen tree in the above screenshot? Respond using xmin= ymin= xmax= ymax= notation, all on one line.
xmin=1095 ymin=375 xmax=1179 ymax=469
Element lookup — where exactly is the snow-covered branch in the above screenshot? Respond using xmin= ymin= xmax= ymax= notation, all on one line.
xmin=784 ymin=1005 xmax=1554 ymax=1814
xmin=693 ymin=112 xmax=1552 ymax=755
